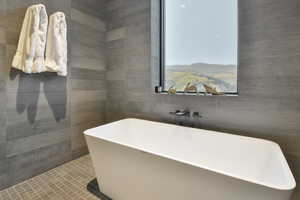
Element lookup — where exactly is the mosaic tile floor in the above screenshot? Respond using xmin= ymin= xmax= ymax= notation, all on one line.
xmin=0 ymin=155 xmax=100 ymax=200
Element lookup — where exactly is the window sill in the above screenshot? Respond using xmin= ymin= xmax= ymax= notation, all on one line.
xmin=155 ymin=91 xmax=239 ymax=97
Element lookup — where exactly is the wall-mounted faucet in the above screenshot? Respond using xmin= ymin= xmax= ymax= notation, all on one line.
xmin=170 ymin=109 xmax=202 ymax=127
xmin=170 ymin=110 xmax=202 ymax=118
xmin=170 ymin=110 xmax=191 ymax=117
xmin=192 ymin=112 xmax=202 ymax=119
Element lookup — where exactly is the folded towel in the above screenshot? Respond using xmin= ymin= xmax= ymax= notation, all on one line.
xmin=12 ymin=4 xmax=48 ymax=74
xmin=45 ymin=12 xmax=67 ymax=76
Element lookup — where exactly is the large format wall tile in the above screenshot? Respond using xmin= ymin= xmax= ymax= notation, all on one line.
xmin=69 ymin=0 xmax=107 ymax=158
xmin=0 ymin=0 xmax=107 ymax=190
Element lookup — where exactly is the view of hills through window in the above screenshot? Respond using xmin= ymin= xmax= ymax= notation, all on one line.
xmin=164 ymin=0 xmax=238 ymax=93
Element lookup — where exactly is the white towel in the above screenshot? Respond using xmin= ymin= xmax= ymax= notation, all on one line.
xmin=45 ymin=12 xmax=67 ymax=76
xmin=12 ymin=4 xmax=48 ymax=74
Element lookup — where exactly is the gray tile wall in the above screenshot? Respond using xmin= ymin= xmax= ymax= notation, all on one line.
xmin=0 ymin=0 xmax=107 ymax=190
xmin=105 ymin=0 xmax=300 ymax=199
xmin=70 ymin=0 xmax=107 ymax=159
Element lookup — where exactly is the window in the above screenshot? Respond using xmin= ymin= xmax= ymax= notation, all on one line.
xmin=160 ymin=0 xmax=238 ymax=94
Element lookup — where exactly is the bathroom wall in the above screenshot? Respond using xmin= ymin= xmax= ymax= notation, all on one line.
xmin=105 ymin=0 xmax=300 ymax=199
xmin=0 ymin=0 xmax=107 ymax=190
xmin=70 ymin=0 xmax=107 ymax=158
xmin=0 ymin=0 xmax=299 ymax=198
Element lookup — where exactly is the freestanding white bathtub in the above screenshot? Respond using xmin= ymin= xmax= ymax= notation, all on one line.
xmin=84 ymin=119 xmax=296 ymax=200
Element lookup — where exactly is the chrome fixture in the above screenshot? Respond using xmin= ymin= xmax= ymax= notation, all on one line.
xmin=170 ymin=110 xmax=202 ymax=118
xmin=170 ymin=110 xmax=191 ymax=117
xmin=192 ymin=112 xmax=202 ymax=118
xmin=170 ymin=109 xmax=202 ymax=128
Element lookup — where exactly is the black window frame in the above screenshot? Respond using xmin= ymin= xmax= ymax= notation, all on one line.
xmin=158 ymin=0 xmax=239 ymax=95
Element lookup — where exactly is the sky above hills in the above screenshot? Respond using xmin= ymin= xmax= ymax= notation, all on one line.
xmin=165 ymin=0 xmax=238 ymax=66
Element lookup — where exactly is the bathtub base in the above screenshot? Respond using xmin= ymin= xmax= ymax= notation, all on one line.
xmin=87 ymin=179 xmax=113 ymax=200
xmin=86 ymin=137 xmax=294 ymax=200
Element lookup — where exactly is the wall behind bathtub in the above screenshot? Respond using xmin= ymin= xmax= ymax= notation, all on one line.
xmin=105 ymin=0 xmax=300 ymax=199
xmin=0 ymin=0 xmax=107 ymax=190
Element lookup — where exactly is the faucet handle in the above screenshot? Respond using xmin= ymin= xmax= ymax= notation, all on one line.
xmin=192 ymin=112 xmax=202 ymax=118
xmin=170 ymin=110 xmax=190 ymax=117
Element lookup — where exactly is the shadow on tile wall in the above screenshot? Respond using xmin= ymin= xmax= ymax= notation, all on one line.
xmin=10 ymin=69 xmax=67 ymax=124
xmin=0 ymin=0 xmax=107 ymax=190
